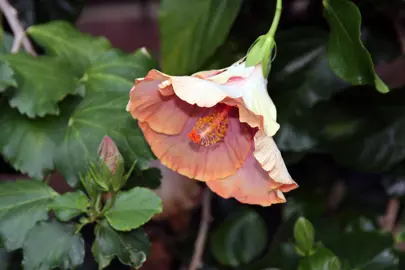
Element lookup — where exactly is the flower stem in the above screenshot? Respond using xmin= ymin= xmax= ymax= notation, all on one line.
xmin=267 ymin=0 xmax=282 ymax=38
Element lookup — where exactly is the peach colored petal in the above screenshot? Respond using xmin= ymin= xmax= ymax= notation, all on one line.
xmin=223 ymin=97 xmax=263 ymax=130
xmin=127 ymin=71 xmax=194 ymax=135
xmin=139 ymin=107 xmax=252 ymax=181
xmin=206 ymin=151 xmax=296 ymax=207
xmin=253 ymin=130 xmax=297 ymax=189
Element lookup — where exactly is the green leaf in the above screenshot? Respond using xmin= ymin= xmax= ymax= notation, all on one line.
xmin=0 ymin=102 xmax=65 ymax=179
xmin=55 ymin=92 xmax=154 ymax=187
xmin=210 ymin=209 xmax=268 ymax=267
xmin=0 ymin=48 xmax=156 ymax=186
xmin=22 ymin=221 xmax=85 ymax=270
xmin=1 ymin=53 xmax=78 ymax=117
xmin=321 ymin=231 xmax=397 ymax=269
xmin=0 ymin=28 xmax=13 ymax=53
xmin=322 ymin=0 xmax=389 ymax=93
xmin=0 ymin=60 xmax=17 ymax=92
xmin=159 ymin=0 xmax=242 ymax=75
xmin=294 ymin=217 xmax=315 ymax=256
xmin=0 ymin=180 xmax=57 ymax=251
xmin=27 ymin=20 xmax=111 ymax=74
xmin=270 ymin=28 xmax=347 ymax=152
xmin=298 ymin=248 xmax=341 ymax=270
xmin=92 ymin=220 xmax=150 ymax=269
xmin=126 ymin=167 xmax=162 ymax=190
xmin=82 ymin=48 xmax=156 ymax=94
xmin=0 ymin=248 xmax=11 ymax=270
xmin=105 ymin=187 xmax=162 ymax=231
xmin=49 ymin=191 xmax=90 ymax=222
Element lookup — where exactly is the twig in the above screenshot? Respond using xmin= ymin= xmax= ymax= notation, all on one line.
xmin=379 ymin=198 xmax=400 ymax=232
xmin=0 ymin=0 xmax=37 ymax=55
xmin=189 ymin=189 xmax=212 ymax=270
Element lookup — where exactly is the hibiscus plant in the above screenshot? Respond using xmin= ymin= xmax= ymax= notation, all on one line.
xmin=1 ymin=0 xmax=405 ymax=269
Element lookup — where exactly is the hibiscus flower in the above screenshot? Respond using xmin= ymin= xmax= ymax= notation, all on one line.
xmin=126 ymin=58 xmax=298 ymax=206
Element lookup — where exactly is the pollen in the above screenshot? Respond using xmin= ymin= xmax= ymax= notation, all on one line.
xmin=188 ymin=105 xmax=231 ymax=146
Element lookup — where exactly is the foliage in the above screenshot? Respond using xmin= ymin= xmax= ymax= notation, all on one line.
xmin=1 ymin=0 xmax=405 ymax=269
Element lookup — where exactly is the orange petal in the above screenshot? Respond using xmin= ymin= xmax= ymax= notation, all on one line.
xmin=127 ymin=70 xmax=194 ymax=135
xmin=253 ymin=130 xmax=297 ymax=190
xmin=207 ymin=150 xmax=297 ymax=207
xmin=139 ymin=107 xmax=252 ymax=181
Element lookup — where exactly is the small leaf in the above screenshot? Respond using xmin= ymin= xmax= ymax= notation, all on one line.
xmin=28 ymin=21 xmax=111 ymax=74
xmin=49 ymin=191 xmax=90 ymax=222
xmin=298 ymin=248 xmax=341 ymax=270
xmin=22 ymin=221 xmax=85 ymax=270
xmin=0 ymin=180 xmax=57 ymax=251
xmin=159 ymin=0 xmax=242 ymax=75
xmin=0 ymin=60 xmax=17 ymax=92
xmin=210 ymin=209 xmax=268 ymax=267
xmin=92 ymin=220 xmax=150 ymax=269
xmin=105 ymin=187 xmax=162 ymax=231
xmin=1 ymin=53 xmax=79 ymax=117
xmin=322 ymin=0 xmax=389 ymax=93
xmin=294 ymin=217 xmax=315 ymax=256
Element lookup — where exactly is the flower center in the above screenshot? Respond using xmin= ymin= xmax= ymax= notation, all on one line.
xmin=188 ymin=105 xmax=231 ymax=146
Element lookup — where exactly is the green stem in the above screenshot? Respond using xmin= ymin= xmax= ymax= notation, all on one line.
xmin=267 ymin=0 xmax=282 ymax=38
xmin=100 ymin=192 xmax=116 ymax=216
xmin=94 ymin=193 xmax=102 ymax=212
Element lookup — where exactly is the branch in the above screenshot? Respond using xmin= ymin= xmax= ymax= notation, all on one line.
xmin=189 ymin=189 xmax=212 ymax=270
xmin=0 ymin=0 xmax=36 ymax=56
xmin=379 ymin=198 xmax=400 ymax=232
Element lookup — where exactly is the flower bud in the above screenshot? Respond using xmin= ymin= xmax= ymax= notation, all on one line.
xmin=97 ymin=136 xmax=125 ymax=191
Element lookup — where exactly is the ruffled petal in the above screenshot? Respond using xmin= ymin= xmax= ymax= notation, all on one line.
xmin=206 ymin=151 xmax=295 ymax=207
xmin=127 ymin=70 xmax=194 ymax=135
xmin=139 ymin=107 xmax=252 ymax=181
xmin=253 ymin=130 xmax=297 ymax=190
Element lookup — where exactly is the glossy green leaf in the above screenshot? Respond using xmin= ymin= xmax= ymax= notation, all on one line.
xmin=49 ymin=191 xmax=90 ymax=222
xmin=126 ymin=167 xmax=162 ymax=190
xmin=328 ymin=105 xmax=405 ymax=172
xmin=298 ymin=248 xmax=341 ymax=270
xmin=0 ymin=53 xmax=78 ymax=117
xmin=0 ymin=61 xmax=17 ymax=92
xmin=27 ymin=21 xmax=111 ymax=74
xmin=159 ymin=0 xmax=242 ymax=75
xmin=22 ymin=221 xmax=85 ymax=270
xmin=270 ymin=28 xmax=347 ymax=152
xmin=0 ymin=180 xmax=57 ymax=251
xmin=322 ymin=0 xmax=389 ymax=93
xmin=105 ymin=187 xmax=162 ymax=231
xmin=321 ymin=231 xmax=397 ymax=268
xmin=294 ymin=217 xmax=315 ymax=255
xmin=92 ymin=220 xmax=150 ymax=269
xmin=210 ymin=209 xmax=268 ymax=267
